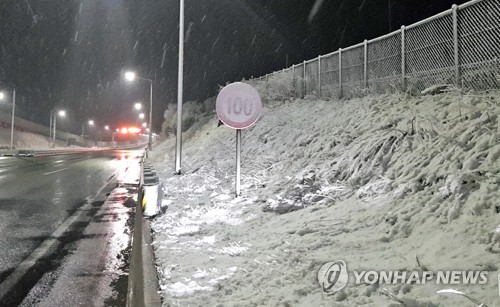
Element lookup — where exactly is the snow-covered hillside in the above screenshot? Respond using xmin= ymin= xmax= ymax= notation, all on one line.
xmin=148 ymin=91 xmax=499 ymax=306
xmin=0 ymin=127 xmax=54 ymax=149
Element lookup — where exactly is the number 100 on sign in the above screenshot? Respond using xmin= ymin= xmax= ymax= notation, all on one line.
xmin=216 ymin=82 xmax=262 ymax=129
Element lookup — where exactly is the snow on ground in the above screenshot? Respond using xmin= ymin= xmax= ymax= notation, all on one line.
xmin=0 ymin=127 xmax=66 ymax=149
xmin=149 ymin=91 xmax=499 ymax=306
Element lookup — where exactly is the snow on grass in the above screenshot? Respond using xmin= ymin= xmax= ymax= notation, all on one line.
xmin=149 ymin=91 xmax=500 ymax=306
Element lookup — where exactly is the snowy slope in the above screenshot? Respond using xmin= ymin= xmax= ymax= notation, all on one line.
xmin=148 ymin=91 xmax=499 ymax=306
xmin=0 ymin=127 xmax=52 ymax=149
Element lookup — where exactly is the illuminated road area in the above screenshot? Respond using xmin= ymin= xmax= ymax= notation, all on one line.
xmin=0 ymin=149 xmax=143 ymax=305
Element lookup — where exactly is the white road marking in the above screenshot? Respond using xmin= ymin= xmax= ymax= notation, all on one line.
xmin=43 ymin=168 xmax=70 ymax=175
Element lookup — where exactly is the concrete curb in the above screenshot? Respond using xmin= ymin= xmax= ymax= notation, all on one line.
xmin=127 ymin=154 xmax=162 ymax=307
xmin=126 ymin=201 xmax=162 ymax=307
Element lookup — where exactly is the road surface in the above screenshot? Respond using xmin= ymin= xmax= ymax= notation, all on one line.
xmin=0 ymin=149 xmax=143 ymax=305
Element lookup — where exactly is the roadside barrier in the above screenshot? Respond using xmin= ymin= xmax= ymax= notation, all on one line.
xmin=140 ymin=163 xmax=165 ymax=217
xmin=0 ymin=143 xmax=148 ymax=157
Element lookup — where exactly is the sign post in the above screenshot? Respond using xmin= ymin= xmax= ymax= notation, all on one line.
xmin=216 ymin=82 xmax=262 ymax=196
xmin=236 ymin=129 xmax=241 ymax=195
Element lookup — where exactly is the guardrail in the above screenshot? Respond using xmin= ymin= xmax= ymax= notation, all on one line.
xmin=0 ymin=143 xmax=148 ymax=157
xmin=139 ymin=163 xmax=165 ymax=217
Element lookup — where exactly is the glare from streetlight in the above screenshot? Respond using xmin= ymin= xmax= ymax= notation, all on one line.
xmin=124 ymin=71 xmax=136 ymax=82
xmin=134 ymin=102 xmax=142 ymax=110
xmin=0 ymin=92 xmax=5 ymax=101
xmin=58 ymin=110 xmax=66 ymax=117
xmin=89 ymin=120 xmax=94 ymax=126
xmin=139 ymin=113 xmax=145 ymax=119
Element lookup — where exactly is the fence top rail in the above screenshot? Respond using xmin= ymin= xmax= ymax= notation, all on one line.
xmin=406 ymin=8 xmax=453 ymax=30
xmin=459 ymin=0 xmax=485 ymax=10
xmin=342 ymin=41 xmax=365 ymax=52
xmin=367 ymin=28 xmax=402 ymax=44
xmin=322 ymin=50 xmax=340 ymax=58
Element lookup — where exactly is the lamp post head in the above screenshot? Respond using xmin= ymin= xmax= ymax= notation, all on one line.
xmin=89 ymin=120 xmax=94 ymax=126
xmin=134 ymin=102 xmax=142 ymax=110
xmin=0 ymin=92 xmax=5 ymax=101
xmin=104 ymin=125 xmax=109 ymax=130
xmin=58 ymin=110 xmax=66 ymax=117
xmin=139 ymin=113 xmax=145 ymax=119
xmin=124 ymin=71 xmax=136 ymax=82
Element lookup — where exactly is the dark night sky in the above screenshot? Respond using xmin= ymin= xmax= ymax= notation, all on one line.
xmin=0 ymin=0 xmax=469 ymax=134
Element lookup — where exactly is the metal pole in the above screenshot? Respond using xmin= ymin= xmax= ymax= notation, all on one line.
xmin=364 ymin=39 xmax=368 ymax=88
xmin=302 ymin=60 xmax=306 ymax=97
xmin=49 ymin=113 xmax=53 ymax=144
xmin=338 ymin=48 xmax=342 ymax=98
xmin=53 ymin=114 xmax=57 ymax=147
xmin=148 ymin=81 xmax=153 ymax=150
xmin=235 ymin=129 xmax=241 ymax=196
xmin=292 ymin=64 xmax=296 ymax=97
xmin=452 ymin=4 xmax=460 ymax=87
xmin=401 ymin=26 xmax=406 ymax=91
xmin=318 ymin=55 xmax=322 ymax=97
xmin=175 ymin=0 xmax=184 ymax=175
xmin=10 ymin=89 xmax=15 ymax=150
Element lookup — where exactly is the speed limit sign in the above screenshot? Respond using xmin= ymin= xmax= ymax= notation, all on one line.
xmin=216 ymin=82 xmax=262 ymax=129
xmin=216 ymin=82 xmax=262 ymax=197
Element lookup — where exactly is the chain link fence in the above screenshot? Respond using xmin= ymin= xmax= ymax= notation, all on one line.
xmin=252 ymin=0 xmax=500 ymax=98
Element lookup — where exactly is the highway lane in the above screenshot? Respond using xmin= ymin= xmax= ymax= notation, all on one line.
xmin=0 ymin=149 xmax=143 ymax=283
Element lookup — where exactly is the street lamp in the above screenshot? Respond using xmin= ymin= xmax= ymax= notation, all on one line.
xmin=124 ymin=70 xmax=153 ymax=150
xmin=134 ymin=102 xmax=142 ymax=110
xmin=81 ymin=119 xmax=95 ymax=146
xmin=124 ymin=71 xmax=136 ymax=82
xmin=138 ymin=113 xmax=145 ymax=120
xmin=50 ymin=108 xmax=66 ymax=147
xmin=0 ymin=89 xmax=15 ymax=149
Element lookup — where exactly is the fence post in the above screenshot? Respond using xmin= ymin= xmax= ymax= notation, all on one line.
xmin=452 ymin=4 xmax=460 ymax=87
xmin=292 ymin=64 xmax=296 ymax=97
xmin=303 ymin=60 xmax=306 ymax=98
xmin=338 ymin=48 xmax=342 ymax=98
xmin=401 ymin=26 xmax=406 ymax=92
xmin=318 ymin=55 xmax=322 ymax=97
xmin=364 ymin=39 xmax=368 ymax=88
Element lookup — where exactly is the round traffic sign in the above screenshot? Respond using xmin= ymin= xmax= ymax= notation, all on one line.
xmin=216 ymin=82 xmax=262 ymax=129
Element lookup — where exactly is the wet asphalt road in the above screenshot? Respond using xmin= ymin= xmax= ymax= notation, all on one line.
xmin=0 ymin=150 xmax=141 ymax=285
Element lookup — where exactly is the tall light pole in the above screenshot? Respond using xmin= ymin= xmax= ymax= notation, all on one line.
xmin=176 ymin=0 xmax=185 ymax=174
xmin=124 ymin=71 xmax=153 ymax=150
xmin=82 ymin=119 xmax=94 ymax=145
xmin=0 ymin=89 xmax=16 ymax=150
xmin=50 ymin=109 xmax=66 ymax=147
